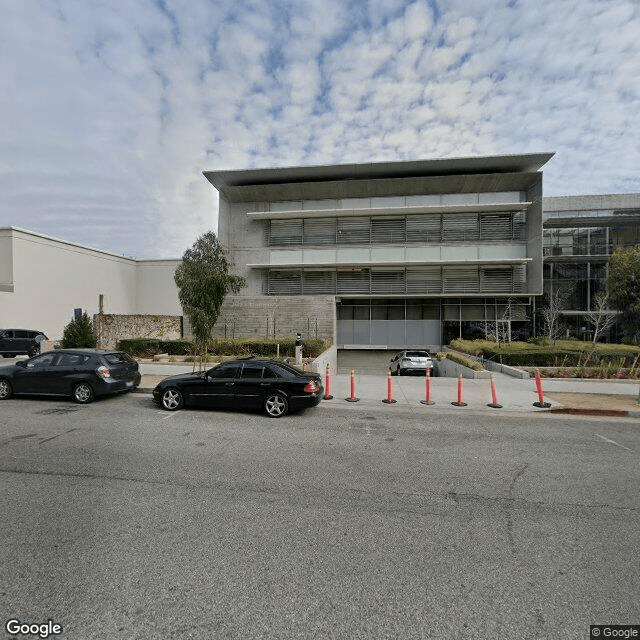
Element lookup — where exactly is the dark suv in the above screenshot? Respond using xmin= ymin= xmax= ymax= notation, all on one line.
xmin=0 ymin=329 xmax=48 ymax=358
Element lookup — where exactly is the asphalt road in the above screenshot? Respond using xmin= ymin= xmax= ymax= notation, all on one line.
xmin=1 ymin=394 xmax=639 ymax=639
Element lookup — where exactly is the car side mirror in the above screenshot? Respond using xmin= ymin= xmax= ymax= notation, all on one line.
xmin=16 ymin=360 xmax=27 ymax=368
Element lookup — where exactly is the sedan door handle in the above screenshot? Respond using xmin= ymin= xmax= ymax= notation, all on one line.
xmin=225 ymin=382 xmax=235 ymax=386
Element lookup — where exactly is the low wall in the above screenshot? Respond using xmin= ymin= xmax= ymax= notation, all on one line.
xmin=309 ymin=343 xmax=338 ymax=376
xmin=435 ymin=358 xmax=491 ymax=379
xmin=94 ymin=314 xmax=182 ymax=349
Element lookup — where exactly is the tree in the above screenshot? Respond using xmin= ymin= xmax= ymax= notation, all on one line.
xmin=585 ymin=290 xmax=617 ymax=344
xmin=607 ymin=247 xmax=640 ymax=343
xmin=61 ymin=312 xmax=97 ymax=348
xmin=174 ymin=231 xmax=246 ymax=347
xmin=541 ymin=288 xmax=568 ymax=343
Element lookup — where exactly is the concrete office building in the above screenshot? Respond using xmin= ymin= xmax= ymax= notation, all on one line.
xmin=542 ymin=193 xmax=640 ymax=341
xmin=205 ymin=153 xmax=554 ymax=349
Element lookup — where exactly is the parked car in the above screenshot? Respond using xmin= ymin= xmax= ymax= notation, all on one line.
xmin=153 ymin=358 xmax=324 ymax=417
xmin=0 ymin=329 xmax=48 ymax=358
xmin=390 ymin=350 xmax=434 ymax=375
xmin=0 ymin=349 xmax=141 ymax=404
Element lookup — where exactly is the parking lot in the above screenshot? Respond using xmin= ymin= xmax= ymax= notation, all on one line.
xmin=2 ymin=390 xmax=639 ymax=639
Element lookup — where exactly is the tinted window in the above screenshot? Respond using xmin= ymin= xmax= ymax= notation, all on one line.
xmin=405 ymin=351 xmax=430 ymax=357
xmin=57 ymin=353 xmax=90 ymax=366
xmin=104 ymin=352 xmax=133 ymax=365
xmin=240 ymin=363 xmax=265 ymax=378
xmin=209 ymin=364 xmax=240 ymax=379
xmin=15 ymin=331 xmax=29 ymax=339
xmin=271 ymin=362 xmax=302 ymax=377
xmin=27 ymin=353 xmax=57 ymax=367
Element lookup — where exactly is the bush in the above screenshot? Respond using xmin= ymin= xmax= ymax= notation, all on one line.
xmin=61 ymin=313 xmax=97 ymax=349
xmin=450 ymin=338 xmax=640 ymax=368
xmin=118 ymin=337 xmax=332 ymax=359
xmin=445 ymin=351 xmax=483 ymax=371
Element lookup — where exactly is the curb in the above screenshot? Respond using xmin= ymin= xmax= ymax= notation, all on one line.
xmin=548 ymin=407 xmax=640 ymax=418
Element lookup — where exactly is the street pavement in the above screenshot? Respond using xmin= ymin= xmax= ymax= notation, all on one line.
xmin=138 ymin=363 xmax=640 ymax=417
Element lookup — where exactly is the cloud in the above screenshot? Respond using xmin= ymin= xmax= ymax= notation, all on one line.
xmin=0 ymin=0 xmax=639 ymax=258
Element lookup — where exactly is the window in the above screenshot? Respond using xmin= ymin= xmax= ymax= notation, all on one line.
xmin=57 ymin=353 xmax=89 ymax=366
xmin=209 ymin=364 xmax=241 ymax=379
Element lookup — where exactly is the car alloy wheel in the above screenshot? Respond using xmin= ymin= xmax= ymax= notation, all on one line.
xmin=264 ymin=393 xmax=288 ymax=418
xmin=73 ymin=382 xmax=94 ymax=404
xmin=161 ymin=388 xmax=183 ymax=411
xmin=0 ymin=379 xmax=12 ymax=400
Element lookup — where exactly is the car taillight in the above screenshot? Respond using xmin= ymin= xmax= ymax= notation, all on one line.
xmin=96 ymin=365 xmax=111 ymax=379
xmin=303 ymin=380 xmax=319 ymax=393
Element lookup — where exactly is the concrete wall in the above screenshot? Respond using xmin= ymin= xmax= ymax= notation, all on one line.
xmin=0 ymin=231 xmax=13 ymax=292
xmin=135 ymin=260 xmax=182 ymax=315
xmin=0 ymin=228 xmax=183 ymax=341
xmin=1 ymin=229 xmax=139 ymax=340
xmin=206 ymin=294 xmax=336 ymax=341
xmin=95 ymin=314 xmax=182 ymax=349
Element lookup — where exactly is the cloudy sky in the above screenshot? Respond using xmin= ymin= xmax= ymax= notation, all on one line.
xmin=2 ymin=0 xmax=639 ymax=258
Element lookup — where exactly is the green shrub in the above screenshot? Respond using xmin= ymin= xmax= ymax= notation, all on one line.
xmin=61 ymin=313 xmax=97 ymax=349
xmin=118 ymin=337 xmax=331 ymax=359
xmin=445 ymin=351 xmax=483 ymax=371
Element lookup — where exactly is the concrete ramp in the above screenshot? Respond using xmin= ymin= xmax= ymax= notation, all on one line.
xmin=338 ymin=349 xmax=402 ymax=374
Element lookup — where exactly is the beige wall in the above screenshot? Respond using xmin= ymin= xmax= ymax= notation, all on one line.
xmin=0 ymin=229 xmax=182 ymax=341
xmin=135 ymin=260 xmax=182 ymax=315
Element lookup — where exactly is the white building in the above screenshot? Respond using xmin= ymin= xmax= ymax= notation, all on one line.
xmin=0 ymin=227 xmax=181 ymax=341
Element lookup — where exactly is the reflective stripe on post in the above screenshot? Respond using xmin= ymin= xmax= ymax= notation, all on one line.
xmin=451 ymin=375 xmax=467 ymax=407
xmin=420 ymin=367 xmax=435 ymax=405
xmin=382 ymin=368 xmax=397 ymax=404
xmin=345 ymin=368 xmax=360 ymax=402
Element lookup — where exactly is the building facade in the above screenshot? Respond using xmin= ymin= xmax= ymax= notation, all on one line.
xmin=205 ymin=154 xmax=553 ymax=349
xmin=542 ymin=193 xmax=640 ymax=341
xmin=0 ymin=227 xmax=181 ymax=341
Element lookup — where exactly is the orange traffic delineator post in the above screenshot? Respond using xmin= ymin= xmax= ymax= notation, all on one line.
xmin=451 ymin=376 xmax=467 ymax=407
xmin=487 ymin=374 xmax=503 ymax=409
xmin=420 ymin=367 xmax=435 ymax=405
xmin=345 ymin=368 xmax=360 ymax=402
xmin=323 ymin=363 xmax=333 ymax=400
xmin=382 ymin=368 xmax=397 ymax=404
xmin=533 ymin=368 xmax=551 ymax=408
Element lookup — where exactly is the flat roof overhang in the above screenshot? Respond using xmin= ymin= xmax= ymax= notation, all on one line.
xmin=205 ymin=153 xmax=554 ymax=190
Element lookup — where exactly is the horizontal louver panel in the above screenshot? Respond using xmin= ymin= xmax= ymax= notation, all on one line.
xmin=302 ymin=270 xmax=336 ymax=294
xmin=337 ymin=218 xmax=370 ymax=244
xmin=443 ymin=267 xmax=479 ymax=293
xmin=336 ymin=269 xmax=370 ymax=293
xmin=267 ymin=212 xmax=527 ymax=246
xmin=371 ymin=218 xmax=406 ymax=244
xmin=371 ymin=269 xmax=405 ymax=293
xmin=442 ymin=214 xmax=479 ymax=242
xmin=303 ymin=219 xmax=336 ymax=245
xmin=268 ymin=220 xmax=303 ymax=246
xmin=406 ymin=215 xmax=441 ymax=242
xmin=262 ymin=265 xmax=525 ymax=295
xmin=406 ymin=267 xmax=443 ymax=293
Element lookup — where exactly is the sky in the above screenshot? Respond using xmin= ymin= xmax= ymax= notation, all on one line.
xmin=2 ymin=0 xmax=639 ymax=259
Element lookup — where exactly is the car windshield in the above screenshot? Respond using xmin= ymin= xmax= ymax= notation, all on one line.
xmin=405 ymin=352 xmax=430 ymax=358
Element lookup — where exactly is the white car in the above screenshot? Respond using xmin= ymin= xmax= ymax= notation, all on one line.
xmin=390 ymin=350 xmax=434 ymax=376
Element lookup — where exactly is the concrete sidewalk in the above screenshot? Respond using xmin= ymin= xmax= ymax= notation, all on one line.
xmin=136 ymin=363 xmax=640 ymax=417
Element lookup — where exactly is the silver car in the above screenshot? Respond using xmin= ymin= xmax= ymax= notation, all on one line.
xmin=390 ymin=350 xmax=434 ymax=376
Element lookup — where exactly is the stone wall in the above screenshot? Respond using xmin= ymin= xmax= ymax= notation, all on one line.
xmin=94 ymin=314 xmax=182 ymax=349
xmin=183 ymin=295 xmax=336 ymax=342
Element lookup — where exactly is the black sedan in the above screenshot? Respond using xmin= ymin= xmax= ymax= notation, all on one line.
xmin=153 ymin=358 xmax=324 ymax=418
xmin=0 ymin=349 xmax=141 ymax=404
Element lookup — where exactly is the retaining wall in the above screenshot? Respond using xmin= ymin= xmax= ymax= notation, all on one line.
xmin=94 ymin=314 xmax=182 ymax=349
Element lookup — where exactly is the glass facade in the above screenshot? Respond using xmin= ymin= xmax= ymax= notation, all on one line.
xmin=541 ymin=206 xmax=640 ymax=340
